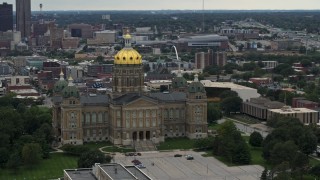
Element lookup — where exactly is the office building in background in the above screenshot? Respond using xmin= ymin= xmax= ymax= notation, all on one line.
xmin=16 ymin=0 xmax=31 ymax=39
xmin=0 ymin=3 xmax=13 ymax=32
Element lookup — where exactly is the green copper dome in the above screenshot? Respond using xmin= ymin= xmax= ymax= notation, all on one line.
xmin=59 ymin=76 xmax=79 ymax=98
xmin=188 ymin=74 xmax=205 ymax=93
xmin=54 ymin=71 xmax=68 ymax=93
xmin=61 ymin=86 xmax=79 ymax=98
xmin=54 ymin=80 xmax=68 ymax=93
xmin=172 ymin=77 xmax=187 ymax=88
xmin=188 ymin=81 xmax=205 ymax=93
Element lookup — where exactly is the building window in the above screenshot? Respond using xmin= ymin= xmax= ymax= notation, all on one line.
xmin=126 ymin=119 xmax=130 ymax=128
xmin=117 ymin=119 xmax=121 ymax=127
xmin=104 ymin=112 xmax=108 ymax=123
xmin=92 ymin=113 xmax=96 ymax=124
xmin=152 ymin=110 xmax=156 ymax=117
xmin=152 ymin=119 xmax=156 ymax=127
xmin=81 ymin=113 xmax=84 ymax=124
xmin=139 ymin=119 xmax=143 ymax=127
xmin=133 ymin=119 xmax=136 ymax=128
xmin=98 ymin=113 xmax=103 ymax=123
xmin=139 ymin=111 xmax=143 ymax=118
xmin=85 ymin=113 xmax=90 ymax=124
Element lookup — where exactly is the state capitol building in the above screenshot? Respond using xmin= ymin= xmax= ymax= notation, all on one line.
xmin=52 ymin=33 xmax=208 ymax=146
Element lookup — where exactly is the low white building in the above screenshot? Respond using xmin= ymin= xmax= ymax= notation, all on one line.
xmin=268 ymin=106 xmax=319 ymax=124
xmin=201 ymin=80 xmax=260 ymax=102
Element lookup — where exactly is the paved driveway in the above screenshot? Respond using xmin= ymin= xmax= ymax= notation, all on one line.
xmin=115 ymin=150 xmax=263 ymax=180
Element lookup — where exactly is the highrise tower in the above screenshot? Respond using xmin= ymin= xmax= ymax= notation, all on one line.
xmin=16 ymin=0 xmax=31 ymax=39
xmin=0 ymin=3 xmax=13 ymax=32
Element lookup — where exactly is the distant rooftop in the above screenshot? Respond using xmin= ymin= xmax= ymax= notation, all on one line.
xmin=178 ymin=34 xmax=228 ymax=42
xmin=99 ymin=164 xmax=135 ymax=180
xmin=201 ymin=80 xmax=256 ymax=90
xmin=269 ymin=107 xmax=318 ymax=114
xmin=64 ymin=169 xmax=96 ymax=180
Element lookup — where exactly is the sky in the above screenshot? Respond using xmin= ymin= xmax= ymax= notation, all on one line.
xmin=1 ymin=0 xmax=320 ymax=11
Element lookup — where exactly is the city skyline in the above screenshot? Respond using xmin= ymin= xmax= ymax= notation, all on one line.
xmin=1 ymin=0 xmax=320 ymax=11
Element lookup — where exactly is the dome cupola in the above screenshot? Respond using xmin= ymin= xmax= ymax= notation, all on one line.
xmin=114 ymin=31 xmax=142 ymax=65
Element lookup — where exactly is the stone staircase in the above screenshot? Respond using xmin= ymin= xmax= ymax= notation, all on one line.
xmin=133 ymin=140 xmax=157 ymax=152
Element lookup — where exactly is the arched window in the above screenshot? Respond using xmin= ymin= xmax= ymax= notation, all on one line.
xmin=92 ymin=113 xmax=97 ymax=124
xmin=85 ymin=113 xmax=90 ymax=124
xmin=98 ymin=113 xmax=103 ymax=123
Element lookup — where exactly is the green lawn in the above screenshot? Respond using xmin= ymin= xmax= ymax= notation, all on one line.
xmin=81 ymin=141 xmax=112 ymax=150
xmin=101 ymin=146 xmax=135 ymax=153
xmin=225 ymin=115 xmax=261 ymax=125
xmin=309 ymin=157 xmax=320 ymax=166
xmin=201 ymin=135 xmax=271 ymax=168
xmin=0 ymin=153 xmax=77 ymax=180
xmin=157 ymin=137 xmax=195 ymax=150
xmin=208 ymin=123 xmax=222 ymax=131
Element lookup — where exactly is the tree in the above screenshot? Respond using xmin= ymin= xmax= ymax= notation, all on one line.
xmin=298 ymin=129 xmax=317 ymax=155
xmin=213 ymin=121 xmax=251 ymax=165
xmin=114 ymin=46 xmax=122 ymax=51
xmin=221 ymin=96 xmax=242 ymax=115
xmin=224 ymin=63 xmax=240 ymax=74
xmin=0 ymin=148 xmax=9 ymax=167
xmin=290 ymin=152 xmax=309 ymax=179
xmin=143 ymin=64 xmax=151 ymax=72
xmin=260 ymin=167 xmax=268 ymax=180
xmin=232 ymin=140 xmax=251 ymax=164
xmin=6 ymin=152 xmax=21 ymax=171
xmin=310 ymin=164 xmax=320 ymax=179
xmin=96 ymin=56 xmax=104 ymax=63
xmin=21 ymin=143 xmax=42 ymax=167
xmin=253 ymin=68 xmax=266 ymax=77
xmin=242 ymin=62 xmax=257 ymax=71
xmin=78 ymin=150 xmax=111 ymax=168
xmin=203 ymin=65 xmax=221 ymax=75
xmin=249 ymin=132 xmax=263 ymax=147
xmin=219 ymin=90 xmax=238 ymax=99
xmin=194 ymin=137 xmax=214 ymax=150
xmin=274 ymin=64 xmax=294 ymax=77
xmin=269 ymin=141 xmax=298 ymax=165
xmin=299 ymin=46 xmax=306 ymax=54
xmin=272 ymin=162 xmax=291 ymax=180
xmin=207 ymin=103 xmax=222 ymax=124
xmin=301 ymin=59 xmax=312 ymax=67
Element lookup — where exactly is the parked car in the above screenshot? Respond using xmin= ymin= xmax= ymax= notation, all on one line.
xmin=131 ymin=159 xmax=141 ymax=165
xmin=137 ymin=152 xmax=142 ymax=156
xmin=136 ymin=164 xmax=146 ymax=169
xmin=186 ymin=155 xmax=194 ymax=160
xmin=174 ymin=154 xmax=182 ymax=157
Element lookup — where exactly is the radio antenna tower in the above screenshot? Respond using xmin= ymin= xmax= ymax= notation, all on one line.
xmin=39 ymin=3 xmax=44 ymax=23
xmin=202 ymin=0 xmax=205 ymax=33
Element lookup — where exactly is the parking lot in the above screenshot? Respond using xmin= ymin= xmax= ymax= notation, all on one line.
xmin=114 ymin=150 xmax=263 ymax=180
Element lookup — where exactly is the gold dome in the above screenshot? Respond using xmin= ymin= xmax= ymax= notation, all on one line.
xmin=114 ymin=48 xmax=142 ymax=65
xmin=114 ymin=32 xmax=142 ymax=65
